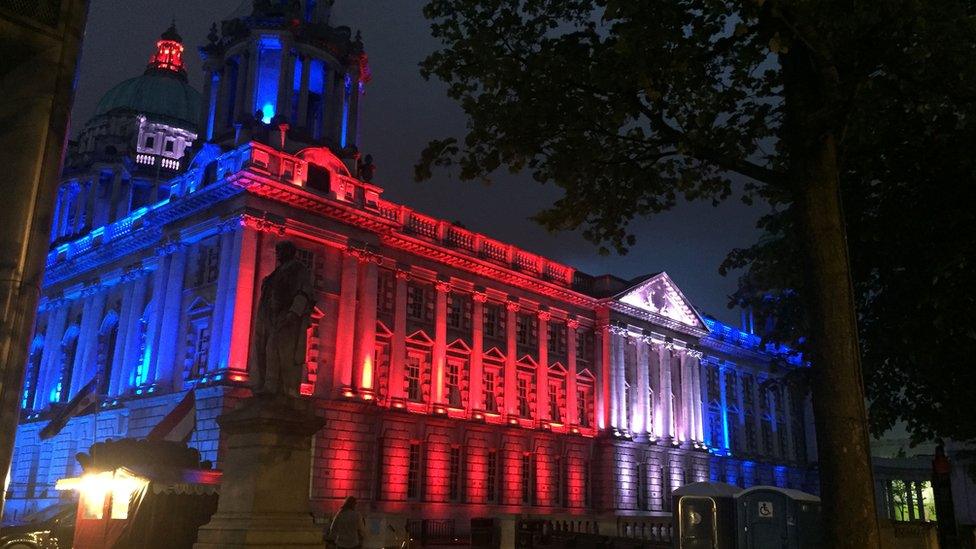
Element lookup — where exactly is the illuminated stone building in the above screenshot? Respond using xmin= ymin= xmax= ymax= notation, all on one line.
xmin=4 ymin=0 xmax=816 ymax=532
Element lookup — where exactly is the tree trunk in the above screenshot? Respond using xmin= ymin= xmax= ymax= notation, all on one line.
xmin=794 ymin=131 xmax=882 ymax=548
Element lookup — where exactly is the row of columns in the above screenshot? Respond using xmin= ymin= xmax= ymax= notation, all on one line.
xmin=29 ymin=222 xmax=254 ymax=410
xmin=52 ymin=170 xmax=138 ymax=243
xmin=203 ymin=41 xmax=361 ymax=148
xmin=607 ymin=324 xmax=705 ymax=445
xmin=331 ymin=248 xmax=588 ymax=426
xmin=713 ymin=361 xmax=798 ymax=460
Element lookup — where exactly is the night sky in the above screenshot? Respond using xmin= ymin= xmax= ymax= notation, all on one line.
xmin=70 ymin=0 xmax=764 ymax=325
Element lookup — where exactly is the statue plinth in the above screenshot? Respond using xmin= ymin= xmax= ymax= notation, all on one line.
xmin=194 ymin=394 xmax=325 ymax=548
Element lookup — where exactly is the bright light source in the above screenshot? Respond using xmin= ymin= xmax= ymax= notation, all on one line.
xmin=261 ymin=103 xmax=275 ymax=124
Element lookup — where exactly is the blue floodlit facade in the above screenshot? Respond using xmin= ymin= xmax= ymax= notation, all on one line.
xmin=5 ymin=0 xmax=817 ymax=535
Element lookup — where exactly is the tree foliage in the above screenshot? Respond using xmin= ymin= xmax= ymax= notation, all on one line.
xmin=419 ymin=0 xmax=976 ymax=445
xmin=724 ymin=4 xmax=976 ymax=444
xmin=418 ymin=0 xmax=976 ymax=544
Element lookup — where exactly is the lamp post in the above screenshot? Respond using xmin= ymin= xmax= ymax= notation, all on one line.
xmin=0 ymin=0 xmax=89 ymax=517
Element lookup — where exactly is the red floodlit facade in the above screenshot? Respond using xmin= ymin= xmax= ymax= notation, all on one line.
xmin=6 ymin=1 xmax=816 ymax=534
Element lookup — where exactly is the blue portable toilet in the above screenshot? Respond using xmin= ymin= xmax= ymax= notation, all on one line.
xmin=672 ymin=481 xmax=742 ymax=549
xmin=735 ymin=486 xmax=822 ymax=549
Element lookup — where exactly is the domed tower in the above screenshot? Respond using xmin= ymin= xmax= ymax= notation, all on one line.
xmin=52 ymin=23 xmax=202 ymax=244
xmin=198 ymin=0 xmax=369 ymax=156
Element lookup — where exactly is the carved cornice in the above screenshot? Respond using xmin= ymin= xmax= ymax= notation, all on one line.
xmin=241 ymin=212 xmax=286 ymax=236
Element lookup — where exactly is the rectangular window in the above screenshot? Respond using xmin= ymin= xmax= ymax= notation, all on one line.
xmin=576 ymin=329 xmax=593 ymax=364
xmin=483 ymin=303 xmax=504 ymax=339
xmin=407 ymin=284 xmax=425 ymax=320
xmin=517 ymin=378 xmax=531 ymax=418
xmin=577 ymin=388 xmax=589 ymax=427
xmin=407 ymin=443 xmax=421 ymax=500
xmin=446 ymin=359 xmax=462 ymax=407
xmin=194 ymin=244 xmax=220 ymax=287
xmin=192 ymin=325 xmax=210 ymax=377
xmin=447 ymin=293 xmax=472 ymax=331
xmin=487 ymin=450 xmax=498 ymax=503
xmin=516 ymin=314 xmax=537 ymax=348
xmin=548 ymin=323 xmax=567 ymax=355
xmin=376 ymin=269 xmax=396 ymax=317
xmin=521 ymin=454 xmax=532 ymax=504
xmin=483 ymin=370 xmax=497 ymax=413
xmin=549 ymin=383 xmax=561 ymax=422
xmin=449 ymin=447 xmax=462 ymax=501
xmin=406 ymin=355 xmax=422 ymax=401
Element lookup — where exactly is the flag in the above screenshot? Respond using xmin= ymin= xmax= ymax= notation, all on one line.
xmin=39 ymin=377 xmax=99 ymax=440
xmin=147 ymin=389 xmax=196 ymax=442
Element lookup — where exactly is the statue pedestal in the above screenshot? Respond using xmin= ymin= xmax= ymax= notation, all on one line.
xmin=194 ymin=395 xmax=325 ymax=548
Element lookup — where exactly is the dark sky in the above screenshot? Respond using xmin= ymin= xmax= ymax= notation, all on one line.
xmin=71 ymin=0 xmax=764 ymax=325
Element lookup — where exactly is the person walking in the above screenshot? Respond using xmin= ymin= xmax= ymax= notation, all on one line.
xmin=326 ymin=496 xmax=367 ymax=549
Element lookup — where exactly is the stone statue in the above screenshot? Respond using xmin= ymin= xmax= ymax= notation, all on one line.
xmin=250 ymin=240 xmax=315 ymax=397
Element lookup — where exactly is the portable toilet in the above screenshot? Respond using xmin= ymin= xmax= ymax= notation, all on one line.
xmin=734 ymin=486 xmax=822 ymax=549
xmin=672 ymin=481 xmax=742 ymax=549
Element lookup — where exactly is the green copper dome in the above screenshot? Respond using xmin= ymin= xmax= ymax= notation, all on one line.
xmin=94 ymin=71 xmax=202 ymax=130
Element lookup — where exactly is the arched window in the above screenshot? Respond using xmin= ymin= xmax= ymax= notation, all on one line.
xmin=131 ymin=302 xmax=153 ymax=388
xmin=96 ymin=310 xmax=120 ymax=395
xmin=53 ymin=326 xmax=80 ymax=403
xmin=22 ymin=334 xmax=45 ymax=410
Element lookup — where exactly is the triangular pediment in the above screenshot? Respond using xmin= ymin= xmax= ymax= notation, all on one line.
xmin=406 ymin=329 xmax=434 ymax=345
xmin=447 ymin=338 xmax=472 ymax=353
xmin=614 ymin=272 xmax=706 ymax=329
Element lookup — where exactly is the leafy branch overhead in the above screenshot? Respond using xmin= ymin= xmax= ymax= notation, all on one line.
xmin=418 ymin=0 xmax=976 ymax=447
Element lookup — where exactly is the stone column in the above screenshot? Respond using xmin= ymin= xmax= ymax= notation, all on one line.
xmin=469 ymin=290 xmax=487 ymax=411
xmin=276 ymin=42 xmax=295 ymax=121
xmin=595 ymin=323 xmax=610 ymax=430
xmin=37 ymin=304 xmax=69 ymax=409
xmin=143 ymin=252 xmax=171 ymax=385
xmin=717 ymin=362 xmax=731 ymax=452
xmin=108 ymin=171 xmax=123 ymax=224
xmin=233 ymin=51 xmax=249 ymax=123
xmin=734 ymin=371 xmax=747 ymax=452
xmin=782 ymin=384 xmax=797 ymax=461
xmin=117 ymin=271 xmax=149 ymax=393
xmin=352 ymin=252 xmax=378 ymax=394
xmin=432 ymin=278 xmax=450 ymax=405
xmin=297 ymin=54 xmax=311 ymax=127
xmin=536 ymin=309 xmax=550 ymax=421
xmin=107 ymin=279 xmax=136 ymax=395
xmin=387 ymin=268 xmax=409 ymax=400
xmin=347 ymin=76 xmax=362 ymax=148
xmin=332 ymin=250 xmax=358 ymax=392
xmin=751 ymin=375 xmax=764 ymax=452
xmin=200 ymin=68 xmax=215 ymax=135
xmin=608 ymin=325 xmax=625 ymax=432
xmin=607 ymin=327 xmax=618 ymax=431
xmin=155 ymin=246 xmax=188 ymax=389
xmin=565 ymin=319 xmax=579 ymax=426
xmin=243 ymin=44 xmax=258 ymax=120
xmin=68 ymin=291 xmax=97 ymax=397
xmin=658 ymin=344 xmax=674 ymax=442
xmin=219 ymin=223 xmax=255 ymax=377
xmin=207 ymin=226 xmax=237 ymax=374
xmin=636 ymin=336 xmax=650 ymax=438
xmin=214 ymin=66 xmax=229 ymax=136
xmin=504 ymin=299 xmax=519 ymax=417
xmin=689 ymin=351 xmax=704 ymax=443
